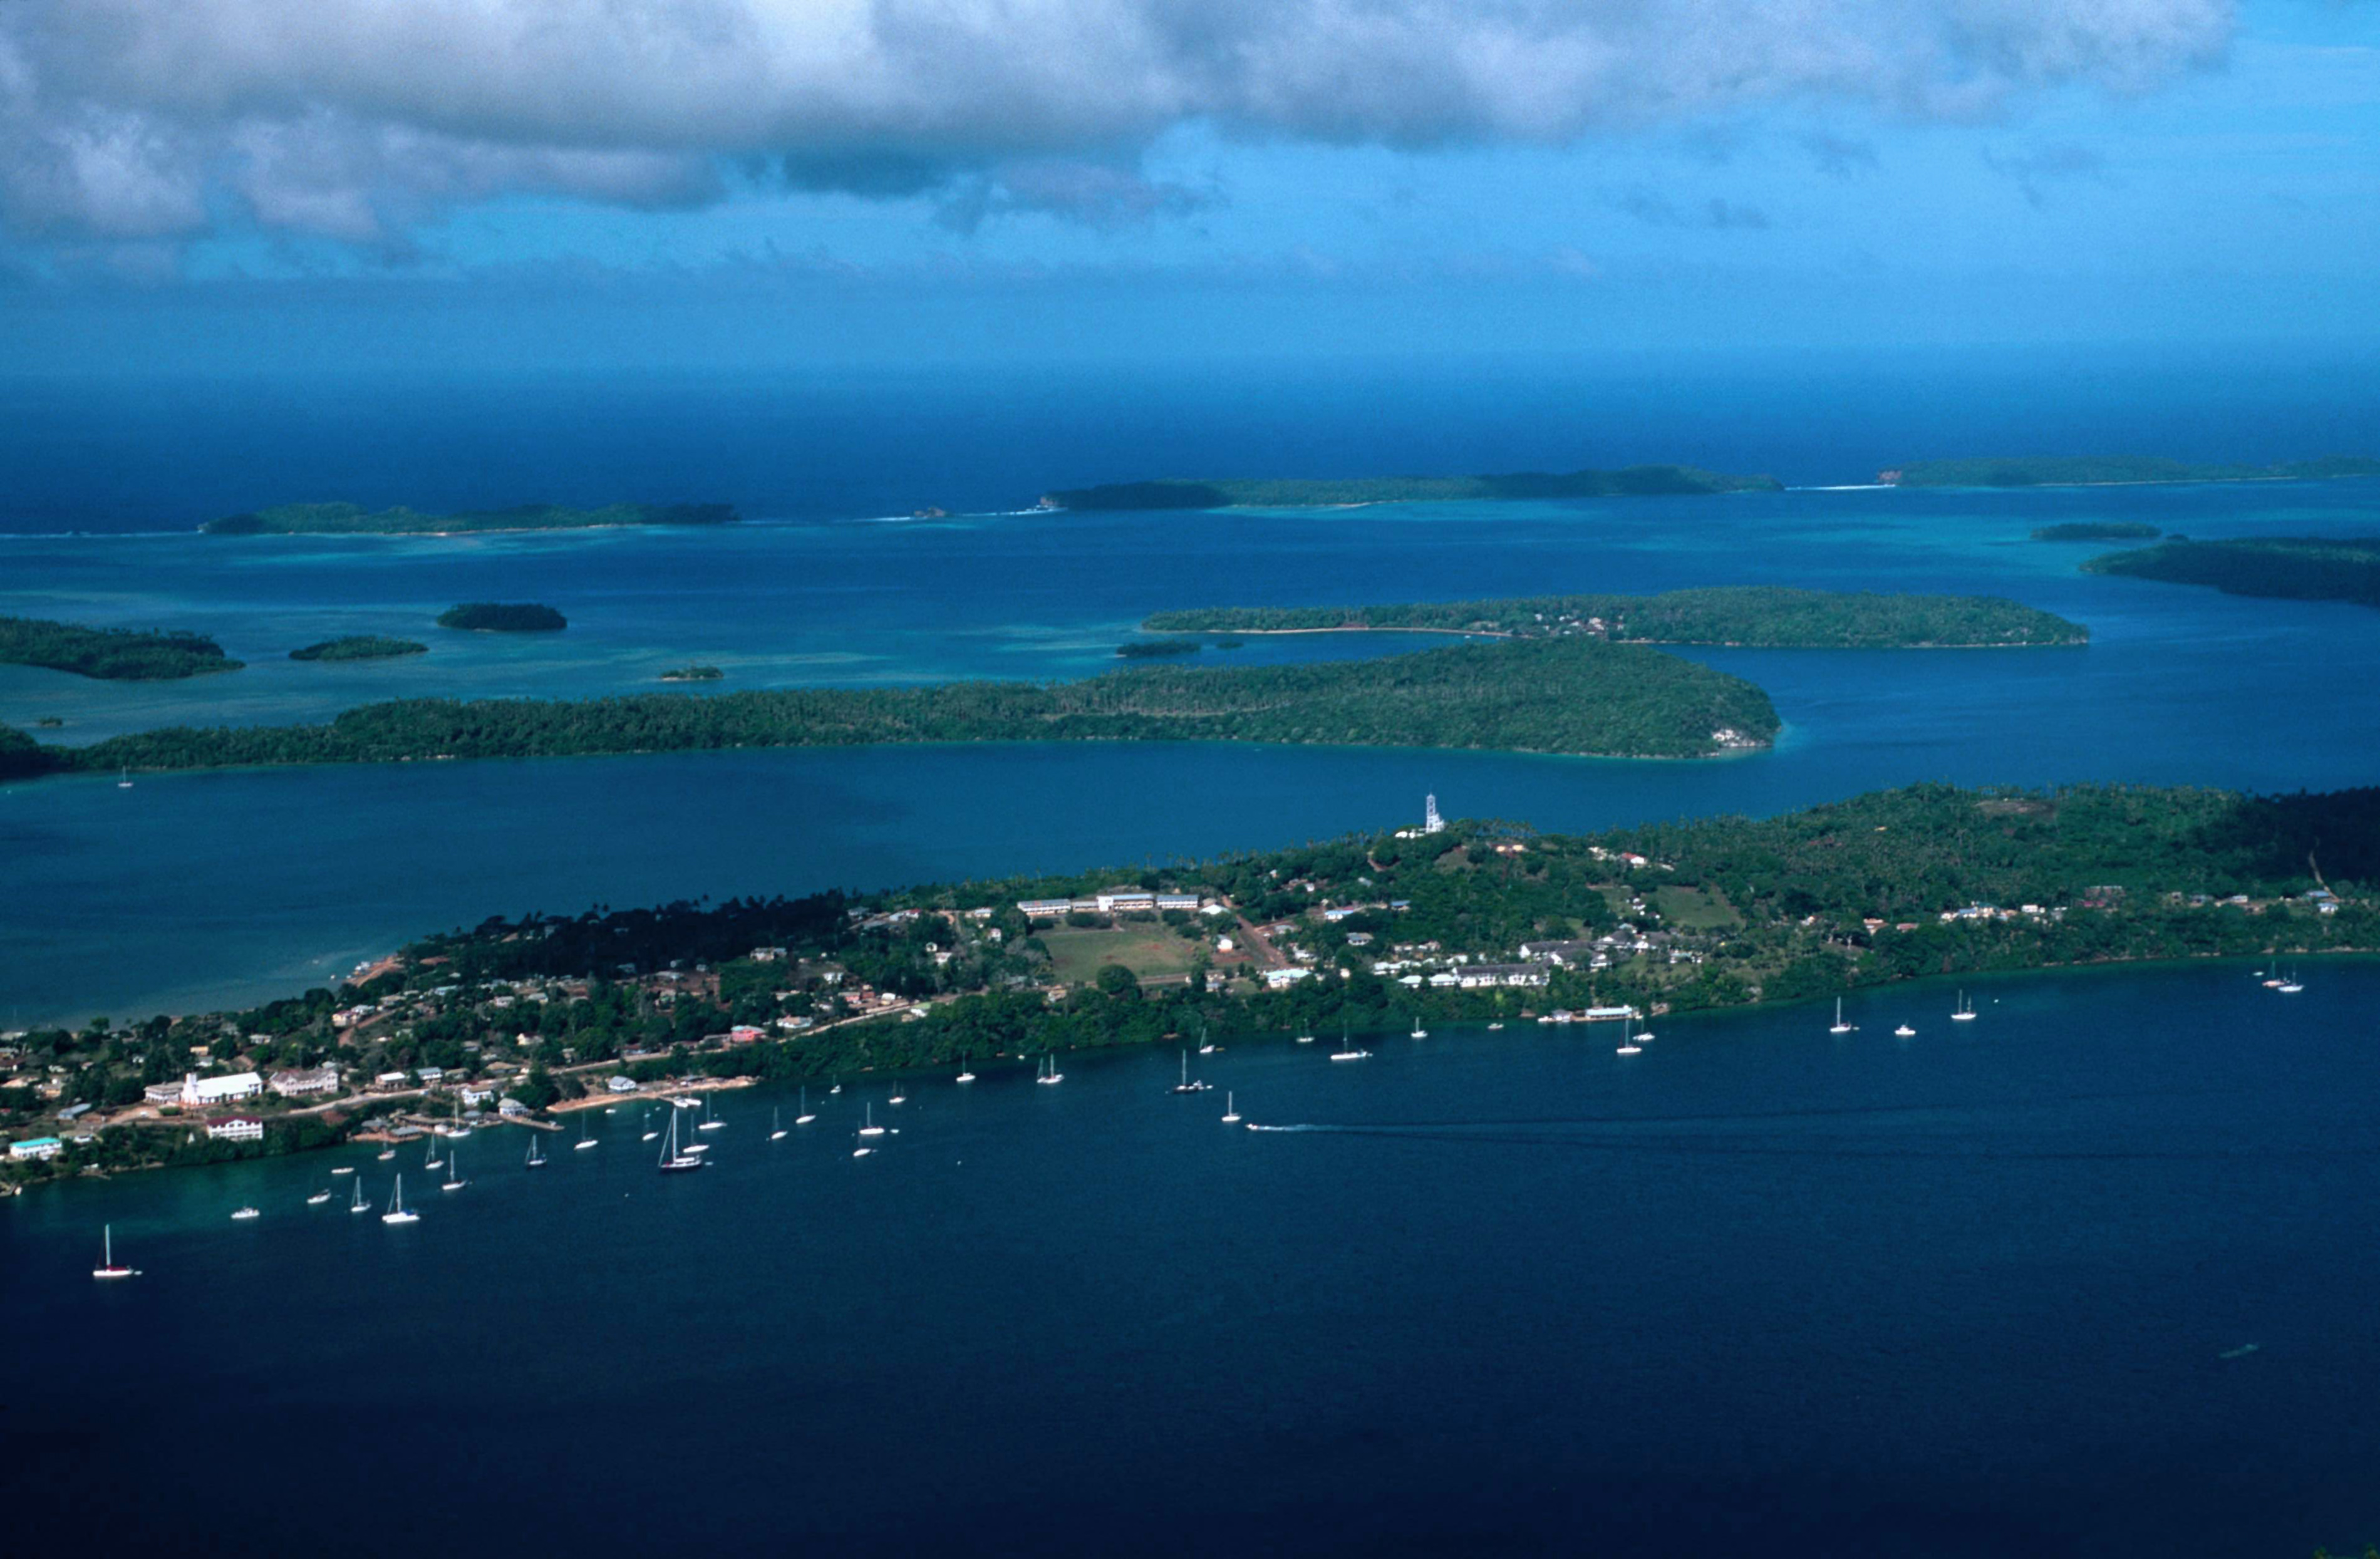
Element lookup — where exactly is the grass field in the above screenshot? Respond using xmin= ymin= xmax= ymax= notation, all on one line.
xmin=1651 ymin=884 xmax=1742 ymax=929
xmin=1041 ymin=925 xmax=1201 ymax=986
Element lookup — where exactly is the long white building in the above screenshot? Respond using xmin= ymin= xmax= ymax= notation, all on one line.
xmin=180 ymin=1070 xmax=263 ymax=1106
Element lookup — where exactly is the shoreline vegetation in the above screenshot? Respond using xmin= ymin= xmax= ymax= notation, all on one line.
xmin=1038 ymin=465 xmax=1782 ymax=510
xmin=437 ymin=602 xmax=567 ymax=632
xmin=659 ymin=665 xmax=725 ymax=681
xmin=2032 ymin=521 xmax=2160 ymax=543
xmin=290 ymin=636 xmax=429 ymax=662
xmin=1145 ymin=587 xmax=2089 ymax=648
xmin=0 ymin=638 xmax=1781 ymax=780
xmin=7 ymin=780 xmax=2371 ymax=1190
xmin=203 ymin=501 xmax=740 ymax=536
xmin=1883 ymin=455 xmax=2380 ymax=489
xmin=0 ymin=615 xmax=243 ymax=680
xmin=2081 ymin=536 xmax=2380 ymax=609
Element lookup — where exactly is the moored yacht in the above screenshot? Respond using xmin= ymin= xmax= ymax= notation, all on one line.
xmin=1894 ymin=1022 xmax=1917 ymax=1038
xmin=1829 ymin=999 xmax=1853 ymax=1036
xmin=1037 ymin=1054 xmax=1065 ymax=1085
xmin=1331 ymin=1021 xmax=1371 ymax=1062
xmin=656 ymin=1109 xmax=706 ymax=1173
xmin=93 ymin=1225 xmax=138 ymax=1280
xmin=1615 ymin=1013 xmax=1641 ymax=1057
xmin=381 ymin=1175 xmax=420 ymax=1225
xmin=574 ymin=1114 xmax=598 ymax=1150
xmin=306 ymin=1188 xmax=333 ymax=1205
xmin=1220 ymin=1091 xmax=1241 ymax=1124
xmin=770 ymin=1108 xmax=788 ymax=1141
xmin=1951 ymin=991 xmax=1977 ymax=1022
xmin=858 ymin=1103 xmax=887 ymax=1137
xmin=795 ymin=1088 xmax=816 ymax=1125
xmin=1170 ymin=1051 xmax=1211 ymax=1094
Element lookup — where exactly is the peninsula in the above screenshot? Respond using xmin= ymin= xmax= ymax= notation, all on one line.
xmin=0 ymin=615 xmax=242 ymax=680
xmin=290 ymin=636 xmax=428 ymax=661
xmin=204 ymin=501 xmax=740 ymax=536
xmin=1038 ymin=465 xmax=1781 ymax=511
xmin=2081 ymin=536 xmax=2380 ymax=609
xmin=1145 ymin=587 xmax=2088 ymax=648
xmin=5 ymin=638 xmax=1780 ymax=779
xmin=1882 ymin=455 xmax=2380 ymax=489
xmin=7 ymin=780 xmax=2369 ymax=1187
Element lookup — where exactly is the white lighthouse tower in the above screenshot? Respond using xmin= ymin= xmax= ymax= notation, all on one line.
xmin=1423 ymin=794 xmax=1444 ymax=834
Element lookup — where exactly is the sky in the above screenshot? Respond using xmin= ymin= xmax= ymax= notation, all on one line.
xmin=1 ymin=0 xmax=2376 ymax=373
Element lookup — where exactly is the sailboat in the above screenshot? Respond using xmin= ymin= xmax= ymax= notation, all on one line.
xmin=656 ymin=1107 xmax=705 ymax=1173
xmin=574 ymin=1114 xmax=598 ymax=1150
xmin=1295 ymin=1027 xmax=1315 ymax=1044
xmin=376 ymin=1146 xmax=395 ymax=1161
xmin=382 ymin=1174 xmax=420 ymax=1225
xmin=1197 ymin=1023 xmax=1216 ymax=1056
xmin=770 ymin=1108 xmax=788 ymax=1141
xmin=829 ymin=1079 xmax=843 ymax=1095
xmin=329 ymin=1164 xmax=354 ymax=1176
xmin=441 ymin=1144 xmax=468 ymax=1192
xmin=852 ymin=1130 xmax=874 ymax=1159
xmin=349 ymin=1178 xmax=370 ymax=1214
xmin=639 ymin=1109 xmax=659 ymax=1142
xmin=306 ymin=1186 xmax=333 ymax=1205
xmin=230 ymin=1205 xmax=261 ymax=1221
xmin=888 ymin=1080 xmax=908 ymax=1106
xmin=1828 ymin=998 xmax=1853 ymax=1036
xmin=795 ymin=1088 xmax=816 ymax=1126
xmin=524 ymin=1134 xmax=547 ymax=1169
xmin=1410 ymin=1012 xmax=1428 ymax=1040
xmin=93 ymin=1225 xmax=138 ymax=1280
xmin=1951 ymin=991 xmax=1977 ymax=1022
xmin=858 ymin=1103 xmax=887 ymax=1138
xmin=1037 ymin=1054 xmax=1065 ymax=1085
xmin=1170 ymin=1050 xmax=1211 ymax=1094
xmin=422 ymin=1135 xmax=443 ymax=1173
xmin=696 ymin=1095 xmax=725 ymax=1132
xmin=1615 ymin=1012 xmax=1642 ymax=1057
xmin=954 ymin=1052 xmax=977 ymax=1085
xmin=2277 ymin=965 xmax=2305 ymax=994
xmin=1331 ymin=1020 xmax=1371 ymax=1062
xmin=116 ymin=765 xmax=133 ymax=790
xmin=1220 ymin=1091 xmax=1241 ymax=1124
xmin=1893 ymin=1022 xmax=1917 ymax=1038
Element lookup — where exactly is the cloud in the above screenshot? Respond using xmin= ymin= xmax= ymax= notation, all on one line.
xmin=1803 ymin=132 xmax=1881 ymax=177
xmin=1618 ymin=190 xmax=1771 ymax=230
xmin=0 ymin=0 xmax=2235 ymax=249
xmin=1985 ymin=142 xmax=2111 ymax=207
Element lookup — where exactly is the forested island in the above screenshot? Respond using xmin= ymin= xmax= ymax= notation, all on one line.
xmin=1116 ymin=638 xmax=1202 ymax=658
xmin=437 ymin=603 xmax=568 ymax=632
xmin=9 ymin=780 xmax=2371 ymax=1187
xmin=289 ymin=636 xmax=428 ymax=662
xmin=1885 ymin=455 xmax=2380 ymax=489
xmin=2032 ymin=521 xmax=2160 ymax=542
xmin=2082 ymin=536 xmax=2380 ymax=608
xmin=204 ymin=502 xmax=740 ymax=536
xmin=0 ymin=615 xmax=242 ymax=680
xmin=3 ymin=638 xmax=1779 ymax=779
xmin=660 ymin=665 xmax=725 ymax=682
xmin=1146 ymin=587 xmax=2088 ymax=648
xmin=1039 ymin=465 xmax=1781 ymax=511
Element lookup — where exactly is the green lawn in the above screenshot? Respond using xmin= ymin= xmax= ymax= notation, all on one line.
xmin=1042 ymin=926 xmax=1200 ymax=987
xmin=1652 ymin=884 xmax=1743 ymax=929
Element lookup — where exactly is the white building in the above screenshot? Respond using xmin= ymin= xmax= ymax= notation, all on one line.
xmin=180 ymin=1071 xmax=263 ymax=1107
xmin=143 ymin=1080 xmax=187 ymax=1106
xmin=268 ymin=1065 xmax=339 ymax=1098
xmin=8 ymin=1136 xmax=62 ymax=1161
xmin=206 ymin=1117 xmax=266 ymax=1142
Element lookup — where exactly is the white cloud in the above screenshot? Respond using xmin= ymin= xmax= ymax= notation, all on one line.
xmin=0 ymin=0 xmax=2235 ymax=247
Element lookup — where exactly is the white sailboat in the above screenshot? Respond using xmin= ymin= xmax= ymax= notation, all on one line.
xmin=1829 ymin=998 xmax=1853 ymax=1035
xmin=442 ymin=1144 xmax=468 ymax=1192
xmin=888 ymin=1080 xmax=908 ymax=1106
xmin=574 ymin=1114 xmax=598 ymax=1150
xmin=1951 ymin=991 xmax=1977 ymax=1022
xmin=2277 ymin=965 xmax=2304 ymax=994
xmin=349 ymin=1178 xmax=370 ymax=1214
xmin=640 ymin=1109 xmax=660 ymax=1142
xmin=1295 ymin=1029 xmax=1315 ymax=1044
xmin=381 ymin=1174 xmax=420 ymax=1225
xmin=329 ymin=1164 xmax=354 ymax=1176
xmin=1037 ymin=1054 xmax=1065 ymax=1085
xmin=1615 ymin=1012 xmax=1642 ymax=1057
xmin=696 ymin=1095 xmax=725 ymax=1132
xmin=376 ymin=1146 xmax=395 ymax=1161
xmin=116 ymin=765 xmax=133 ymax=790
xmin=1331 ymin=1020 xmax=1371 ymax=1062
xmin=1197 ymin=1023 xmax=1216 ymax=1056
xmin=1170 ymin=1050 xmax=1211 ymax=1094
xmin=657 ymin=1107 xmax=705 ymax=1173
xmin=306 ymin=1187 xmax=332 ymax=1205
xmin=93 ymin=1225 xmax=138 ymax=1280
xmin=955 ymin=1051 xmax=977 ymax=1085
xmin=852 ymin=1130 xmax=874 ymax=1159
xmin=795 ymin=1088 xmax=816 ymax=1126
xmin=770 ymin=1107 xmax=788 ymax=1141
xmin=859 ymin=1103 xmax=886 ymax=1138
xmin=524 ymin=1134 xmax=547 ymax=1169
xmin=422 ymin=1136 xmax=443 ymax=1173
xmin=1410 ymin=1012 xmax=1428 ymax=1040
xmin=1220 ymin=1091 xmax=1241 ymax=1124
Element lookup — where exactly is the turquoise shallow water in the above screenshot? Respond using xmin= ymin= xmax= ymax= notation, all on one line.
xmin=7 ymin=961 xmax=2377 ymax=1556
xmin=4 ymin=479 xmax=2379 ymax=1023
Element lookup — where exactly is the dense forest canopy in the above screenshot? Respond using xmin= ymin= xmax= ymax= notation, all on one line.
xmin=1040 ymin=465 xmax=1781 ymax=510
xmin=205 ymin=502 xmax=739 ymax=536
xmin=2082 ymin=536 xmax=2380 ymax=608
xmin=289 ymin=636 xmax=428 ymax=661
xmin=437 ymin=603 xmax=569 ymax=631
xmin=0 ymin=615 xmax=242 ymax=680
xmin=1146 ymin=587 xmax=2087 ymax=648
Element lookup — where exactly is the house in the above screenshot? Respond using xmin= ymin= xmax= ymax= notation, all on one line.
xmin=268 ymin=1065 xmax=340 ymax=1098
xmin=8 ymin=1136 xmax=62 ymax=1161
xmin=1261 ymin=968 xmax=1313 ymax=989
xmin=459 ymin=1085 xmax=494 ymax=1106
xmin=1017 ymin=898 xmax=1074 ymax=919
xmin=143 ymin=1080 xmax=186 ymax=1106
xmin=371 ymin=1071 xmax=411 ymax=1091
xmin=207 ymin=1117 xmax=266 ymax=1142
xmin=498 ymin=1097 xmax=529 ymax=1117
xmin=607 ymin=1075 xmax=641 ymax=1093
xmin=180 ymin=1070 xmax=263 ymax=1107
xmin=727 ymin=1025 xmax=766 ymax=1045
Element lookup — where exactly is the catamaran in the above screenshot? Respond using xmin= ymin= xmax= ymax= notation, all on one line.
xmin=1829 ymin=999 xmax=1853 ymax=1036
xmin=93 ymin=1225 xmax=138 ymax=1280
xmin=574 ymin=1114 xmax=598 ymax=1150
xmin=1220 ymin=1091 xmax=1241 ymax=1124
xmin=381 ymin=1175 xmax=420 ymax=1225
xmin=1951 ymin=991 xmax=1977 ymax=1022
xmin=657 ymin=1107 xmax=705 ymax=1173
xmin=1170 ymin=1050 xmax=1211 ymax=1094
xmin=795 ymin=1088 xmax=816 ymax=1125
xmin=1332 ymin=1020 xmax=1371 ymax=1062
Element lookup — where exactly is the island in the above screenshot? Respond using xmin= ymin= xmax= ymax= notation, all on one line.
xmin=8 ymin=779 xmax=2370 ymax=1188
xmin=1038 ymin=465 xmax=1782 ymax=511
xmin=1115 ymin=638 xmax=1201 ymax=658
xmin=0 ymin=614 xmax=242 ymax=680
xmin=1881 ymin=455 xmax=2380 ymax=489
xmin=204 ymin=502 xmax=740 ymax=536
xmin=289 ymin=636 xmax=429 ymax=662
xmin=2031 ymin=521 xmax=2160 ymax=542
xmin=437 ymin=603 xmax=568 ymax=633
xmin=2081 ymin=536 xmax=2380 ymax=608
xmin=1144 ymin=587 xmax=2088 ymax=648
xmin=660 ymin=665 xmax=725 ymax=682
xmin=4 ymin=638 xmax=1781 ymax=779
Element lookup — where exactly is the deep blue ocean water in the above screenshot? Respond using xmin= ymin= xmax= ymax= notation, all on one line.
xmin=4 ymin=361 xmax=2379 ymax=1554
